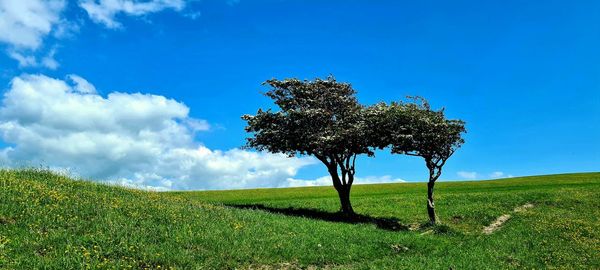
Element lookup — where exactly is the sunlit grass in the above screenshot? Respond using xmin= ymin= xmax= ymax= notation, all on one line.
xmin=1 ymin=169 xmax=598 ymax=269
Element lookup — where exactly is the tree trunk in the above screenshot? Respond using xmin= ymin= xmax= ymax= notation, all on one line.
xmin=427 ymin=180 xmax=437 ymax=224
xmin=323 ymin=160 xmax=355 ymax=216
xmin=336 ymin=185 xmax=354 ymax=216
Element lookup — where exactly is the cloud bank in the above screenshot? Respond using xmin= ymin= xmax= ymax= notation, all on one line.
xmin=0 ymin=74 xmax=317 ymax=190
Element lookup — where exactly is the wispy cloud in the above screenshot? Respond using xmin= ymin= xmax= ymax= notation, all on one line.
xmin=8 ymin=48 xmax=60 ymax=70
xmin=67 ymin=74 xmax=97 ymax=94
xmin=79 ymin=0 xmax=186 ymax=29
xmin=0 ymin=0 xmax=66 ymax=50
xmin=285 ymin=175 xmax=405 ymax=188
xmin=0 ymin=0 xmax=200 ymax=68
xmin=489 ymin=171 xmax=504 ymax=178
xmin=489 ymin=171 xmax=514 ymax=179
xmin=0 ymin=0 xmax=67 ymax=68
xmin=41 ymin=47 xmax=59 ymax=69
xmin=457 ymin=171 xmax=478 ymax=180
xmin=457 ymin=171 xmax=514 ymax=180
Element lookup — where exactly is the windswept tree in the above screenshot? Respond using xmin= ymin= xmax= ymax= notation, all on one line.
xmin=242 ymin=77 xmax=371 ymax=215
xmin=383 ymin=98 xmax=466 ymax=224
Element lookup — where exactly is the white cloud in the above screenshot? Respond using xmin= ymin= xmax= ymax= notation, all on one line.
xmin=184 ymin=118 xmax=210 ymax=132
xmin=457 ymin=171 xmax=514 ymax=180
xmin=41 ymin=47 xmax=59 ymax=69
xmin=0 ymin=0 xmax=192 ymax=68
xmin=8 ymin=49 xmax=60 ymax=69
xmin=0 ymin=0 xmax=66 ymax=50
xmin=0 ymin=0 xmax=68 ymax=69
xmin=285 ymin=175 xmax=405 ymax=188
xmin=53 ymin=18 xmax=81 ymax=39
xmin=489 ymin=171 xmax=514 ymax=179
xmin=457 ymin=171 xmax=478 ymax=180
xmin=8 ymin=51 xmax=37 ymax=67
xmin=79 ymin=0 xmax=186 ymax=28
xmin=489 ymin=171 xmax=504 ymax=178
xmin=67 ymin=74 xmax=97 ymax=94
xmin=0 ymin=74 xmax=316 ymax=190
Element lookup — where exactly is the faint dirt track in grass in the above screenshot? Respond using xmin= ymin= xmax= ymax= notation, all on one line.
xmin=483 ymin=203 xmax=535 ymax=234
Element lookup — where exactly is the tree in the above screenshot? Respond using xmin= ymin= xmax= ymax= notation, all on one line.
xmin=242 ymin=77 xmax=372 ymax=215
xmin=383 ymin=98 xmax=466 ymax=224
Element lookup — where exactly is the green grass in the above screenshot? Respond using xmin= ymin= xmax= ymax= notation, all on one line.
xmin=1 ymin=169 xmax=599 ymax=269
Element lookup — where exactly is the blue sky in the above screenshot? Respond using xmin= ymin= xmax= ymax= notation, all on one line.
xmin=0 ymin=0 xmax=598 ymax=189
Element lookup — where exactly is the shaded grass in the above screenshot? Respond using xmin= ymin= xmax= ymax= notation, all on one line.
xmin=1 ymin=169 xmax=599 ymax=269
xmin=226 ymin=204 xmax=412 ymax=231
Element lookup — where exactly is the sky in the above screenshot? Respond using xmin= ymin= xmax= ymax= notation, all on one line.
xmin=0 ymin=0 xmax=598 ymax=190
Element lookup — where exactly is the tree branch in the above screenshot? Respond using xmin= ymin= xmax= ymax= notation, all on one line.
xmin=348 ymin=171 xmax=355 ymax=186
xmin=337 ymin=154 xmax=346 ymax=171
xmin=345 ymin=155 xmax=351 ymax=173
xmin=314 ymin=154 xmax=331 ymax=167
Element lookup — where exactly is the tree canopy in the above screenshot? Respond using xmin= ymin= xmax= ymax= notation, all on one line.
xmin=376 ymin=98 xmax=466 ymax=223
xmin=243 ymin=77 xmax=466 ymax=221
xmin=242 ymin=77 xmax=372 ymax=214
xmin=243 ymin=77 xmax=371 ymax=159
xmin=385 ymin=98 xmax=466 ymax=178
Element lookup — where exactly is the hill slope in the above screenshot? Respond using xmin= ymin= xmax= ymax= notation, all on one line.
xmin=1 ymin=170 xmax=598 ymax=269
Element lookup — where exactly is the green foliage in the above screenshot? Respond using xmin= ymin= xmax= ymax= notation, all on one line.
xmin=367 ymin=97 xmax=467 ymax=179
xmin=242 ymin=77 xmax=374 ymax=214
xmin=1 ymin=169 xmax=599 ymax=269
xmin=242 ymin=78 xmax=466 ymax=219
xmin=365 ymin=97 xmax=466 ymax=223
xmin=242 ymin=77 xmax=370 ymax=158
xmin=388 ymin=98 xmax=466 ymax=163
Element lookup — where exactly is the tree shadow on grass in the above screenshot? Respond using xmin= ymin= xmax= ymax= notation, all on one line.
xmin=225 ymin=203 xmax=410 ymax=232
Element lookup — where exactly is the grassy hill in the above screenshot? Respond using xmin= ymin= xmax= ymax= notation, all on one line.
xmin=1 ymin=169 xmax=598 ymax=269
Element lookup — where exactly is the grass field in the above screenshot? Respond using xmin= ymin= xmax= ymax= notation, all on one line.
xmin=1 ymin=169 xmax=598 ymax=269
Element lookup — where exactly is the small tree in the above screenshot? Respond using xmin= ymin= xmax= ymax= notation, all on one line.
xmin=384 ymin=98 xmax=466 ymax=224
xmin=242 ymin=77 xmax=371 ymax=215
